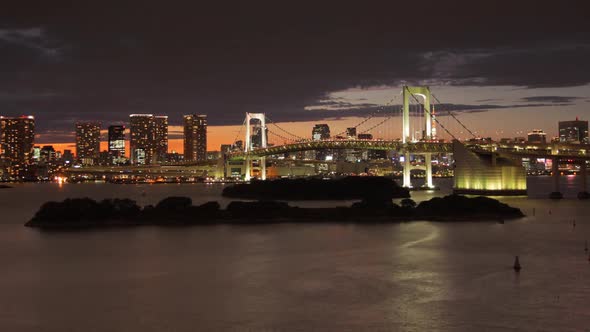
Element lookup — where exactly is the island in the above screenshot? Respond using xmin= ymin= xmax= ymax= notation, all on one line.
xmin=222 ymin=176 xmax=411 ymax=200
xmin=25 ymin=194 xmax=524 ymax=229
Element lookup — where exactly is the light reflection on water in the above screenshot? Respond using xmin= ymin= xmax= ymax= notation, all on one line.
xmin=0 ymin=176 xmax=589 ymax=331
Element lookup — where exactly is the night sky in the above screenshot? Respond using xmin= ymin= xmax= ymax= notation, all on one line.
xmin=1 ymin=1 xmax=589 ymax=151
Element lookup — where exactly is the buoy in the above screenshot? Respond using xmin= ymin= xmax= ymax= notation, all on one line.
xmin=585 ymin=240 xmax=588 ymax=253
xmin=573 ymin=219 xmax=576 ymax=228
xmin=549 ymin=210 xmax=552 ymax=215
xmin=513 ymin=256 xmax=521 ymax=272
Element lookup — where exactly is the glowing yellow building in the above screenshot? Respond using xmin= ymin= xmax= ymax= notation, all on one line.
xmin=453 ymin=141 xmax=527 ymax=195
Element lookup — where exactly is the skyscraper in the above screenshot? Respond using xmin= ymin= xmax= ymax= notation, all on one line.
xmin=130 ymin=114 xmax=153 ymax=164
xmin=129 ymin=114 xmax=168 ymax=164
xmin=312 ymin=124 xmax=330 ymax=161
xmin=183 ymin=114 xmax=207 ymax=162
xmin=108 ymin=125 xmax=126 ymax=158
xmin=559 ymin=118 xmax=588 ymax=144
xmin=75 ymin=122 xmax=101 ymax=165
xmin=312 ymin=124 xmax=330 ymax=141
xmin=0 ymin=115 xmax=35 ymax=164
xmin=154 ymin=116 xmax=169 ymax=163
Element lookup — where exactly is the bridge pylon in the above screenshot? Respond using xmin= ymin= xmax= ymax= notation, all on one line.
xmin=243 ymin=112 xmax=267 ymax=181
xmin=401 ymin=86 xmax=434 ymax=189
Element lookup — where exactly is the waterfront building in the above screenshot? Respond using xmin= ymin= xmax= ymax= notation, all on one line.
xmin=559 ymin=118 xmax=588 ymax=143
xmin=62 ymin=149 xmax=74 ymax=165
xmin=129 ymin=114 xmax=168 ymax=164
xmin=75 ymin=122 xmax=101 ymax=165
xmin=0 ymin=115 xmax=35 ymax=165
xmin=346 ymin=127 xmax=357 ymax=139
xmin=527 ymin=129 xmax=547 ymax=144
xmin=312 ymin=124 xmax=330 ymax=161
xmin=40 ymin=145 xmax=57 ymax=164
xmin=31 ymin=146 xmax=41 ymax=163
xmin=154 ymin=116 xmax=168 ymax=163
xmin=183 ymin=114 xmax=207 ymax=162
xmin=108 ymin=125 xmax=126 ymax=161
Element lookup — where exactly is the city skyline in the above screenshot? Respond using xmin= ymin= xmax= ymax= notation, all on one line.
xmin=1 ymin=2 xmax=589 ymax=148
xmin=16 ymin=111 xmax=590 ymax=156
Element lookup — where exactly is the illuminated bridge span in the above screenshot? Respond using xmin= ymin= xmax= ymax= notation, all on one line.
xmin=226 ymin=85 xmax=589 ymax=197
xmin=229 ymin=140 xmax=453 ymax=159
xmin=469 ymin=142 xmax=590 ymax=160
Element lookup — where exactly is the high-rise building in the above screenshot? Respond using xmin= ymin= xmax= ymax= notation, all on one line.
xmin=40 ymin=145 xmax=57 ymax=164
xmin=108 ymin=125 xmax=126 ymax=159
xmin=312 ymin=124 xmax=330 ymax=140
xmin=312 ymin=124 xmax=331 ymax=161
xmin=559 ymin=118 xmax=588 ymax=144
xmin=62 ymin=149 xmax=74 ymax=165
xmin=75 ymin=122 xmax=101 ymax=165
xmin=130 ymin=114 xmax=153 ymax=164
xmin=0 ymin=115 xmax=35 ymax=164
xmin=250 ymin=126 xmax=267 ymax=149
xmin=183 ymin=114 xmax=207 ymax=161
xmin=129 ymin=114 xmax=168 ymax=164
xmin=346 ymin=127 xmax=357 ymax=139
xmin=527 ymin=129 xmax=547 ymax=144
xmin=154 ymin=116 xmax=168 ymax=163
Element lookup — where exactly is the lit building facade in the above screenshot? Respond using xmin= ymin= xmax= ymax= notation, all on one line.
xmin=154 ymin=116 xmax=168 ymax=163
xmin=183 ymin=114 xmax=207 ymax=161
xmin=75 ymin=122 xmax=101 ymax=165
xmin=108 ymin=125 xmax=126 ymax=160
xmin=559 ymin=118 xmax=588 ymax=144
xmin=129 ymin=114 xmax=168 ymax=164
xmin=527 ymin=129 xmax=547 ymax=144
xmin=0 ymin=115 xmax=35 ymax=165
xmin=453 ymin=140 xmax=526 ymax=195
xmin=312 ymin=124 xmax=330 ymax=161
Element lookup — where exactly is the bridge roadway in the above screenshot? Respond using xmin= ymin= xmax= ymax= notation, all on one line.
xmin=228 ymin=139 xmax=453 ymax=160
xmin=228 ymin=139 xmax=590 ymax=160
xmin=467 ymin=142 xmax=590 ymax=160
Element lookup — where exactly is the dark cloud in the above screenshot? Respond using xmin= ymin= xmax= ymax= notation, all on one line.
xmin=0 ymin=1 xmax=589 ymax=140
xmin=520 ymin=96 xmax=583 ymax=104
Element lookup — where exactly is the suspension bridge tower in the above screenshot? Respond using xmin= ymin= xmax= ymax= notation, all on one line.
xmin=243 ymin=112 xmax=267 ymax=180
xmin=402 ymin=86 xmax=435 ymax=189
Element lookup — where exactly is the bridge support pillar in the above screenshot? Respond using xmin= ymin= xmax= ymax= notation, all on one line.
xmin=403 ymin=152 xmax=411 ymax=188
xmin=260 ymin=156 xmax=266 ymax=181
xmin=550 ymin=158 xmax=563 ymax=199
xmin=244 ymin=156 xmax=251 ymax=181
xmin=424 ymin=153 xmax=433 ymax=189
xmin=579 ymin=161 xmax=589 ymax=199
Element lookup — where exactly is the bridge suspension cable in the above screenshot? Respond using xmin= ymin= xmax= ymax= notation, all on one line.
xmin=232 ymin=117 xmax=247 ymax=145
xmin=332 ymin=94 xmax=400 ymax=138
xmin=264 ymin=115 xmax=306 ymax=142
xmin=357 ymin=102 xmax=402 ymax=136
xmin=431 ymin=93 xmax=477 ymax=139
xmin=266 ymin=127 xmax=298 ymax=144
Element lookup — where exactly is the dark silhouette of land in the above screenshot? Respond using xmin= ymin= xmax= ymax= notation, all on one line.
xmin=222 ymin=177 xmax=411 ymax=200
xmin=0 ymin=184 xmax=12 ymax=189
xmin=25 ymin=194 xmax=524 ymax=229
